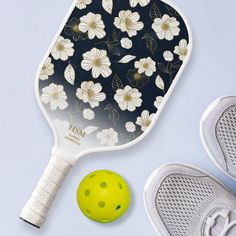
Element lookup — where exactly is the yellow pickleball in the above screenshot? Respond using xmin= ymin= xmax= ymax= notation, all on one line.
xmin=77 ymin=170 xmax=131 ymax=223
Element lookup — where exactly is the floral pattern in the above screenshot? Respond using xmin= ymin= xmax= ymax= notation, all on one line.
xmin=51 ymin=36 xmax=74 ymax=61
xmin=129 ymin=0 xmax=151 ymax=8
xmin=76 ymin=81 xmax=106 ymax=108
xmin=114 ymin=10 xmax=144 ymax=37
xmin=154 ymin=96 xmax=164 ymax=109
xmin=79 ymin=13 xmax=106 ymax=39
xmin=125 ymin=122 xmax=136 ymax=132
xmin=41 ymin=83 xmax=68 ymax=110
xmin=174 ymin=39 xmax=189 ymax=61
xmin=97 ymin=128 xmax=118 ymax=146
xmin=152 ymin=14 xmax=180 ymax=41
xmin=83 ymin=108 xmax=95 ymax=120
xmin=163 ymin=51 xmax=174 ymax=62
xmin=114 ymin=85 xmax=142 ymax=112
xmin=76 ymin=0 xmax=92 ymax=10
xmin=64 ymin=18 xmax=87 ymax=41
xmin=127 ymin=69 xmax=149 ymax=88
xmin=121 ymin=37 xmax=133 ymax=49
xmin=39 ymin=57 xmax=54 ymax=81
xmin=38 ymin=0 xmax=190 ymax=149
xmin=134 ymin=57 xmax=156 ymax=76
xmin=81 ymin=48 xmax=112 ymax=78
xmin=136 ymin=110 xmax=155 ymax=131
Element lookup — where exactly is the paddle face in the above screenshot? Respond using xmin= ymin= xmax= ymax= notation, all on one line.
xmin=36 ymin=0 xmax=191 ymax=155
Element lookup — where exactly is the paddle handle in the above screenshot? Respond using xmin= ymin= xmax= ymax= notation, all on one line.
xmin=20 ymin=154 xmax=72 ymax=228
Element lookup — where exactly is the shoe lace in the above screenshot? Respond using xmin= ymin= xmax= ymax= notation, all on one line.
xmin=205 ymin=208 xmax=236 ymax=236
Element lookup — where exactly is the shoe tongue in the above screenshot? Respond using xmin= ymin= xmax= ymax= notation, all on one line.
xmin=210 ymin=210 xmax=236 ymax=236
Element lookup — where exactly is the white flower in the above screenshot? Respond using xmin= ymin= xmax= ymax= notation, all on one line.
xmin=97 ymin=128 xmax=119 ymax=146
xmin=120 ymin=37 xmax=133 ymax=49
xmin=174 ymin=39 xmax=188 ymax=61
xmin=136 ymin=110 xmax=155 ymax=131
xmin=41 ymin=83 xmax=68 ymax=110
xmin=154 ymin=96 xmax=164 ymax=109
xmin=76 ymin=0 xmax=92 ymax=9
xmin=152 ymin=14 xmax=180 ymax=41
xmin=129 ymin=0 xmax=150 ymax=7
xmin=135 ymin=57 xmax=156 ymax=76
xmin=81 ymin=48 xmax=112 ymax=78
xmin=114 ymin=10 xmax=144 ymax=37
xmin=83 ymin=108 xmax=95 ymax=120
xmin=163 ymin=51 xmax=174 ymax=62
xmin=39 ymin=57 xmax=54 ymax=81
xmin=76 ymin=81 xmax=106 ymax=108
xmin=79 ymin=13 xmax=106 ymax=39
xmin=114 ymin=85 xmax=142 ymax=112
xmin=51 ymin=36 xmax=74 ymax=61
xmin=125 ymin=122 xmax=136 ymax=133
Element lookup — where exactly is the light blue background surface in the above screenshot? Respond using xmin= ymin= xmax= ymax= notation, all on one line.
xmin=1 ymin=0 xmax=236 ymax=235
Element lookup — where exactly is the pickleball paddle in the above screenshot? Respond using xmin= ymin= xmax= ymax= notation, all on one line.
xmin=20 ymin=0 xmax=192 ymax=228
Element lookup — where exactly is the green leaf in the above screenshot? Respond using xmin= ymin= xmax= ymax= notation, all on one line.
xmin=142 ymin=34 xmax=157 ymax=54
xmin=150 ymin=2 xmax=162 ymax=20
xmin=112 ymin=75 xmax=124 ymax=90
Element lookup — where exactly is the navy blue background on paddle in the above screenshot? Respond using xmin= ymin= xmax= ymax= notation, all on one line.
xmin=38 ymin=0 xmax=189 ymax=144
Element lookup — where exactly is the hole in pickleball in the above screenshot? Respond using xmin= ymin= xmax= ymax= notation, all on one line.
xmin=98 ymin=201 xmax=106 ymax=208
xmin=107 ymin=172 xmax=113 ymax=175
xmin=116 ymin=205 xmax=121 ymax=211
xmin=85 ymin=189 xmax=90 ymax=196
xmin=100 ymin=182 xmax=107 ymax=188
xmin=89 ymin=174 xmax=95 ymax=178
xmin=85 ymin=209 xmax=91 ymax=214
xmin=118 ymin=183 xmax=123 ymax=189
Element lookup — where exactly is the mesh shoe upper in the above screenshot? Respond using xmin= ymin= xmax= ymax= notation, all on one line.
xmin=200 ymin=96 xmax=236 ymax=180
xmin=155 ymin=173 xmax=218 ymax=235
xmin=215 ymin=105 xmax=236 ymax=172
xmin=144 ymin=164 xmax=236 ymax=236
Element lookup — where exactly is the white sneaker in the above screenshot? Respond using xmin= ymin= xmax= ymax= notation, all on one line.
xmin=144 ymin=163 xmax=236 ymax=236
xmin=200 ymin=95 xmax=236 ymax=180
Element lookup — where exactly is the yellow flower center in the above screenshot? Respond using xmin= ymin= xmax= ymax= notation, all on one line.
xmin=89 ymin=21 xmax=97 ymax=29
xmin=51 ymin=93 xmax=59 ymax=100
xmin=125 ymin=18 xmax=132 ymax=29
xmin=143 ymin=63 xmax=149 ymax=69
xmin=161 ymin=23 xmax=170 ymax=31
xmin=134 ymin=73 xmax=142 ymax=80
xmin=181 ymin=49 xmax=188 ymax=56
xmin=87 ymin=89 xmax=95 ymax=99
xmin=124 ymin=94 xmax=132 ymax=102
xmin=72 ymin=24 xmax=80 ymax=33
xmin=144 ymin=119 xmax=151 ymax=127
xmin=93 ymin=58 xmax=102 ymax=67
xmin=56 ymin=43 xmax=65 ymax=52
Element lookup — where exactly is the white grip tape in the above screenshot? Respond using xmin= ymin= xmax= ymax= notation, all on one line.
xmin=20 ymin=154 xmax=71 ymax=228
